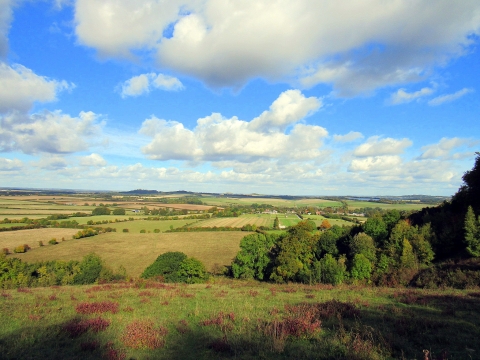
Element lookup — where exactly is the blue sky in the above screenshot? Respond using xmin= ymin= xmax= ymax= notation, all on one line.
xmin=0 ymin=0 xmax=479 ymax=196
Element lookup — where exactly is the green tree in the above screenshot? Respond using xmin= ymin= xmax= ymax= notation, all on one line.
xmin=231 ymin=233 xmax=274 ymax=280
xmin=464 ymin=206 xmax=480 ymax=257
xmin=177 ymin=257 xmax=209 ymax=284
xmin=363 ymin=216 xmax=388 ymax=247
xmin=112 ymin=208 xmax=126 ymax=215
xmin=273 ymin=216 xmax=280 ymax=230
xmin=317 ymin=254 xmax=346 ymax=285
xmin=349 ymin=232 xmax=376 ymax=264
xmin=92 ymin=206 xmax=111 ymax=215
xmin=73 ymin=253 xmax=104 ymax=285
xmin=350 ymin=253 xmax=372 ymax=281
xmin=400 ymin=239 xmax=417 ymax=269
xmin=141 ymin=252 xmax=187 ymax=281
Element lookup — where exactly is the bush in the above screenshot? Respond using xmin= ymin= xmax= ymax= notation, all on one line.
xmin=74 ymin=253 xmax=104 ymax=285
xmin=92 ymin=207 xmax=111 ymax=216
xmin=49 ymin=239 xmax=58 ymax=245
xmin=123 ymin=229 xmax=129 ymax=233
xmin=2 ymin=248 xmax=9 ymax=255
xmin=141 ymin=252 xmax=187 ymax=281
xmin=154 ymin=229 xmax=160 ymax=233
xmin=178 ymin=257 xmax=209 ymax=284
xmin=140 ymin=229 xmax=146 ymax=233
xmin=14 ymin=245 xmax=26 ymax=253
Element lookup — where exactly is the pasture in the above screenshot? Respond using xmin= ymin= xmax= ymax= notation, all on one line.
xmin=11 ymin=231 xmax=248 ymax=277
xmin=0 ymin=228 xmax=79 ymax=251
xmin=201 ymin=196 xmax=343 ymax=208
xmin=194 ymin=214 xmax=275 ymax=228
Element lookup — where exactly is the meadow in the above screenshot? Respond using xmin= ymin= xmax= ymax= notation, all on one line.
xmin=11 ymin=231 xmax=248 ymax=277
xmin=1 ymin=280 xmax=478 ymax=359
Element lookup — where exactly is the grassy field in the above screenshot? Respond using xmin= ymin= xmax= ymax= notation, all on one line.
xmin=201 ymin=196 xmax=343 ymax=208
xmin=11 ymin=231 xmax=249 ymax=277
xmin=0 ymin=280 xmax=478 ymax=360
xmin=195 ymin=214 xmax=275 ymax=228
xmin=302 ymin=215 xmax=357 ymax=227
xmin=0 ymin=228 xmax=80 ymax=251
xmin=102 ymin=219 xmax=201 ymax=233
xmin=345 ymin=200 xmax=427 ymax=211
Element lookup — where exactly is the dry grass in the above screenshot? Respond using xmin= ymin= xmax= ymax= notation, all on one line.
xmin=0 ymin=228 xmax=79 ymax=250
xmin=11 ymin=231 xmax=247 ymax=277
xmin=196 ymin=215 xmax=273 ymax=228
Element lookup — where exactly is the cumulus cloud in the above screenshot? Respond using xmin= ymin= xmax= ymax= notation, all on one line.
xmin=34 ymin=156 xmax=69 ymax=170
xmin=419 ymin=137 xmax=477 ymax=159
xmin=0 ymin=157 xmax=23 ymax=171
xmin=353 ymin=136 xmax=412 ymax=157
xmin=349 ymin=155 xmax=402 ymax=172
xmin=428 ymin=88 xmax=474 ymax=106
xmin=73 ymin=1 xmax=480 ymax=93
xmin=140 ymin=90 xmax=327 ymax=163
xmin=120 ymin=73 xmax=184 ymax=98
xmin=389 ymin=87 xmax=435 ymax=105
xmin=333 ymin=131 xmax=363 ymax=143
xmin=80 ymin=153 xmax=107 ymax=167
xmin=0 ymin=63 xmax=75 ymax=112
xmin=0 ymin=110 xmax=102 ymax=154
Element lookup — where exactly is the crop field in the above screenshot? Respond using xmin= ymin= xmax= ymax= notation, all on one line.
xmin=11 ymin=231 xmax=248 ymax=277
xmin=195 ymin=214 xmax=275 ymax=228
xmin=102 ymin=219 xmax=200 ymax=233
xmin=0 ymin=228 xmax=80 ymax=251
xmin=1 ymin=281 xmax=479 ymax=360
xmin=201 ymin=196 xmax=343 ymax=208
xmin=302 ymin=215 xmax=357 ymax=227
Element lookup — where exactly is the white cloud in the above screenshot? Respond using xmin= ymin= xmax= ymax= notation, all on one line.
xmin=0 ymin=157 xmax=23 ymax=171
xmin=419 ymin=137 xmax=477 ymax=159
xmin=120 ymin=72 xmax=183 ymax=98
xmin=353 ymin=136 xmax=412 ymax=157
xmin=140 ymin=90 xmax=326 ymax=163
xmin=389 ymin=87 xmax=434 ymax=105
xmin=0 ymin=63 xmax=75 ymax=112
xmin=249 ymin=90 xmax=322 ymax=132
xmin=0 ymin=110 xmax=102 ymax=154
xmin=428 ymin=88 xmax=474 ymax=106
xmin=349 ymin=155 xmax=402 ymax=172
xmin=333 ymin=131 xmax=363 ymax=143
xmin=73 ymin=1 xmax=480 ymax=93
xmin=34 ymin=156 xmax=69 ymax=171
xmin=0 ymin=0 xmax=13 ymax=57
xmin=80 ymin=153 xmax=107 ymax=167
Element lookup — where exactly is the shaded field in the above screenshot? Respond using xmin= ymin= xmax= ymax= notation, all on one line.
xmin=11 ymin=231 xmax=249 ymax=277
xmin=195 ymin=214 xmax=274 ymax=228
xmin=0 ymin=228 xmax=79 ymax=251
xmin=1 ymin=281 xmax=479 ymax=360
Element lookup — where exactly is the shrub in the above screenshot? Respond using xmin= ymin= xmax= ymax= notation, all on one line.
xmin=178 ymin=257 xmax=209 ymax=284
xmin=154 ymin=229 xmax=160 ymax=233
xmin=74 ymin=253 xmax=104 ymax=285
xmin=49 ymin=239 xmax=58 ymax=245
xmin=122 ymin=229 xmax=129 ymax=233
xmin=38 ymin=241 xmax=44 ymax=247
xmin=14 ymin=245 xmax=26 ymax=253
xmin=140 ymin=229 xmax=146 ymax=233
xmin=92 ymin=207 xmax=111 ymax=215
xmin=2 ymin=248 xmax=9 ymax=255
xmin=141 ymin=252 xmax=187 ymax=281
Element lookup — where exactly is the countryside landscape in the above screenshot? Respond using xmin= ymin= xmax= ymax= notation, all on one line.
xmin=2 ymin=1 xmax=480 ymax=360
xmin=1 ymin=154 xmax=480 ymax=359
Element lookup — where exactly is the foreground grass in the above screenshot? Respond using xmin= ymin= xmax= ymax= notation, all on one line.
xmin=11 ymin=232 xmax=248 ymax=277
xmin=1 ymin=280 xmax=478 ymax=360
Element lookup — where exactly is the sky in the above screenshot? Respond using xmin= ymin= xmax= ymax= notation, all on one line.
xmin=0 ymin=0 xmax=479 ymax=196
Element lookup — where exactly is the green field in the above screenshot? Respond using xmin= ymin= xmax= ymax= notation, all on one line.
xmin=0 ymin=281 xmax=478 ymax=360
xmin=201 ymin=196 xmax=343 ymax=208
xmin=345 ymin=200 xmax=427 ymax=211
xmin=103 ymin=219 xmax=200 ymax=233
xmin=12 ymin=231 xmax=248 ymax=277
xmin=302 ymin=214 xmax=357 ymax=227
xmin=195 ymin=214 xmax=275 ymax=228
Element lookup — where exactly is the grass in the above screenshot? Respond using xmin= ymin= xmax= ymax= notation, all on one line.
xmin=0 ymin=228 xmax=80 ymax=251
xmin=11 ymin=231 xmax=249 ymax=277
xmin=0 ymin=281 xmax=479 ymax=359
xmin=345 ymin=200 xmax=427 ymax=211
xmin=303 ymin=214 xmax=357 ymax=227
xmin=195 ymin=214 xmax=275 ymax=228
xmin=102 ymin=219 xmax=200 ymax=233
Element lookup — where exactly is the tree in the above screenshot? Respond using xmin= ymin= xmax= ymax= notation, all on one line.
xmin=453 ymin=152 xmax=480 ymax=213
xmin=73 ymin=253 xmax=104 ymax=285
xmin=363 ymin=216 xmax=388 ymax=247
xmin=112 ymin=208 xmax=126 ymax=215
xmin=177 ymin=257 xmax=209 ymax=284
xmin=317 ymin=254 xmax=346 ymax=285
xmin=273 ymin=216 xmax=280 ymax=230
xmin=464 ymin=206 xmax=480 ymax=257
xmin=320 ymin=219 xmax=331 ymax=230
xmin=350 ymin=254 xmax=372 ymax=281
xmin=231 ymin=233 xmax=274 ymax=280
xmin=92 ymin=206 xmax=110 ymax=215
xmin=349 ymin=232 xmax=376 ymax=264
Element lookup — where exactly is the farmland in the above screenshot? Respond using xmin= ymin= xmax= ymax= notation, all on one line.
xmin=11 ymin=231 xmax=247 ymax=277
